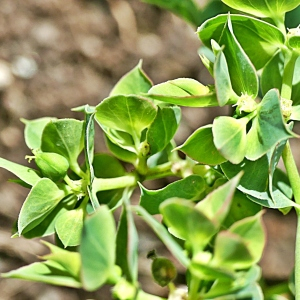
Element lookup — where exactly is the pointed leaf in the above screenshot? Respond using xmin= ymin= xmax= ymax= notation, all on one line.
xmin=0 ymin=157 xmax=40 ymax=186
xmin=139 ymin=175 xmax=205 ymax=215
xmin=80 ymin=206 xmax=116 ymax=291
xmin=213 ymin=116 xmax=248 ymax=164
xmin=246 ymin=89 xmax=296 ymax=160
xmin=18 ymin=178 xmax=66 ymax=235
xmin=110 ymin=60 xmax=152 ymax=96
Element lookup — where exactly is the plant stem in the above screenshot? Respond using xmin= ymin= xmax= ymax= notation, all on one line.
xmin=93 ymin=174 xmax=137 ymax=192
xmin=296 ymin=210 xmax=300 ymax=299
xmin=188 ymin=277 xmax=200 ymax=300
xmin=144 ymin=162 xmax=175 ymax=181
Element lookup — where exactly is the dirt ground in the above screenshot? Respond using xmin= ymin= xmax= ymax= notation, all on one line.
xmin=0 ymin=0 xmax=298 ymax=299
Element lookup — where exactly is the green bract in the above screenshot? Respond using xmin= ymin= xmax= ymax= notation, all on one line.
xmin=1 ymin=1 xmax=300 ymax=299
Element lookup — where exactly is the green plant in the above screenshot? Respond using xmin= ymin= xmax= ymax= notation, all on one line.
xmin=1 ymin=0 xmax=300 ymax=299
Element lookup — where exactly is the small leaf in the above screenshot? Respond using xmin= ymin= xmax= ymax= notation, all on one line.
xmin=139 ymin=175 xmax=205 ymax=215
xmin=213 ymin=116 xmax=248 ymax=164
xmin=177 ymin=125 xmax=227 ymax=165
xmin=21 ymin=117 xmax=56 ymax=150
xmin=80 ymin=206 xmax=116 ymax=291
xmin=146 ymin=106 xmax=180 ymax=155
xmin=246 ymin=89 xmax=296 ymax=160
xmin=18 ymin=178 xmax=66 ymax=235
xmin=110 ymin=60 xmax=152 ymax=96
xmin=41 ymin=119 xmax=84 ymax=168
xmin=95 ymin=95 xmax=157 ymax=145
xmin=55 ymin=208 xmax=84 ymax=248
xmin=0 ymin=157 xmax=40 ymax=186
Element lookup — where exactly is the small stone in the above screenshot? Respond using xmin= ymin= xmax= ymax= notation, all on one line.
xmin=0 ymin=60 xmax=13 ymax=90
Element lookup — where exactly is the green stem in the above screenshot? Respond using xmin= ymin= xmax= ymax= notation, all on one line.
xmin=144 ymin=162 xmax=175 ymax=181
xmin=188 ymin=277 xmax=200 ymax=300
xmin=93 ymin=174 xmax=137 ymax=192
xmin=296 ymin=210 xmax=300 ymax=300
xmin=281 ymin=50 xmax=298 ymax=100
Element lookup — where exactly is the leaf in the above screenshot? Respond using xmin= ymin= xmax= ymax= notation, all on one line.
xmin=213 ymin=116 xmax=248 ymax=164
xmin=139 ymin=175 xmax=205 ymax=215
xmin=292 ymin=57 xmax=300 ymax=105
xmin=261 ymin=52 xmax=283 ymax=96
xmin=18 ymin=178 xmax=66 ymax=235
xmin=116 ymin=202 xmax=139 ymax=282
xmin=246 ymin=89 xmax=296 ymax=160
xmin=198 ymin=14 xmax=285 ymax=70
xmin=95 ymin=95 xmax=157 ymax=145
xmin=41 ymin=119 xmax=84 ymax=168
xmin=146 ymin=106 xmax=180 ymax=155
xmin=133 ymin=205 xmax=189 ymax=268
xmin=110 ymin=60 xmax=152 ymax=96
xmin=221 ymin=0 xmax=300 ymax=19
xmin=218 ymin=16 xmax=258 ymax=97
xmin=0 ymin=157 xmax=40 ymax=186
xmin=80 ymin=206 xmax=116 ymax=291
xmin=212 ymin=212 xmax=265 ymax=269
xmin=21 ymin=117 xmax=56 ymax=150
xmin=1 ymin=261 xmax=81 ymax=288
xmin=160 ymin=198 xmax=217 ymax=253
xmin=196 ymin=173 xmax=242 ymax=225
xmin=93 ymin=153 xmax=126 ymax=178
xmin=178 ymin=125 xmax=227 ymax=165
xmin=55 ymin=207 xmax=84 ymax=248
xmin=211 ymin=40 xmax=239 ymax=106
xmin=141 ymin=0 xmax=202 ymax=26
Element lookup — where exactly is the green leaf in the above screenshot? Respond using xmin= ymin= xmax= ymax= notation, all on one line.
xmin=55 ymin=207 xmax=84 ymax=248
xmin=133 ymin=205 xmax=189 ymax=268
xmin=116 ymin=202 xmax=139 ymax=282
xmin=211 ymin=40 xmax=239 ymax=106
xmin=246 ymin=89 xmax=296 ymax=160
xmin=141 ymin=0 xmax=202 ymax=26
xmin=95 ymin=95 xmax=157 ymax=145
xmin=198 ymin=14 xmax=285 ymax=70
xmin=196 ymin=173 xmax=242 ymax=224
xmin=21 ymin=117 xmax=56 ymax=150
xmin=212 ymin=212 xmax=265 ymax=269
xmin=213 ymin=116 xmax=248 ymax=164
xmin=160 ymin=198 xmax=217 ymax=253
xmin=292 ymin=57 xmax=300 ymax=105
xmin=177 ymin=125 xmax=227 ymax=166
xmin=110 ymin=60 xmax=152 ymax=96
xmin=139 ymin=175 xmax=205 ymax=215
xmin=221 ymin=0 xmax=300 ymax=19
xmin=41 ymin=119 xmax=84 ymax=169
xmin=18 ymin=178 xmax=66 ymax=235
xmin=0 ymin=157 xmax=40 ymax=186
xmin=146 ymin=106 xmax=180 ymax=155
xmin=1 ymin=261 xmax=81 ymax=288
xmin=80 ymin=206 xmax=116 ymax=291
xmin=93 ymin=153 xmax=126 ymax=178
xmin=218 ymin=16 xmax=258 ymax=97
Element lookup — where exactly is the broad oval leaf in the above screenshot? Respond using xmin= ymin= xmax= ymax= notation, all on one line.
xmin=198 ymin=14 xmax=285 ymax=70
xmin=221 ymin=0 xmax=300 ymax=19
xmin=110 ymin=60 xmax=152 ymax=96
xmin=139 ymin=175 xmax=205 ymax=215
xmin=95 ymin=95 xmax=157 ymax=144
xmin=213 ymin=116 xmax=248 ymax=164
xmin=18 ymin=178 xmax=66 ymax=235
xmin=177 ymin=125 xmax=227 ymax=166
xmin=41 ymin=119 xmax=84 ymax=168
xmin=80 ymin=206 xmax=116 ymax=291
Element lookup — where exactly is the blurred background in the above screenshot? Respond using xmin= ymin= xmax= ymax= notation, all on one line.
xmin=0 ymin=0 xmax=299 ymax=299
